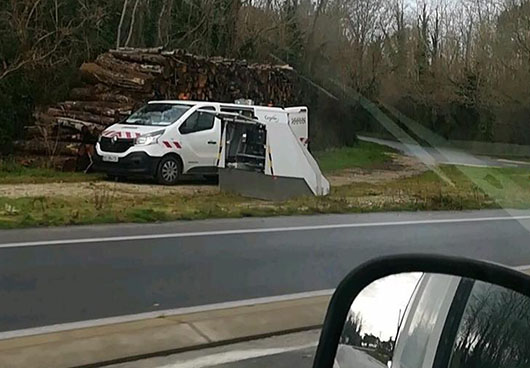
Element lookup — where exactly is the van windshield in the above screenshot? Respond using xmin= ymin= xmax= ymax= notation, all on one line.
xmin=125 ymin=104 xmax=191 ymax=126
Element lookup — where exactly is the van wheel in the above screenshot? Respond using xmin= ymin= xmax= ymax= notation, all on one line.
xmin=157 ymin=156 xmax=182 ymax=185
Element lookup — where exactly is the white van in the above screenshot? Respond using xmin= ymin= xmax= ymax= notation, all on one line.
xmin=337 ymin=270 xmax=530 ymax=368
xmin=391 ymin=271 xmax=530 ymax=368
xmin=94 ymin=101 xmax=308 ymax=184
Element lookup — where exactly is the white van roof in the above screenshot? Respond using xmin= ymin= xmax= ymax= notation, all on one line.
xmin=148 ymin=100 xmax=296 ymax=113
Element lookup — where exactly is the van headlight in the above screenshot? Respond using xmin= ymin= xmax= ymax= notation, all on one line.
xmin=135 ymin=130 xmax=165 ymax=146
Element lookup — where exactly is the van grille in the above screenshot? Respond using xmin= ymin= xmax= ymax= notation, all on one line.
xmin=99 ymin=137 xmax=134 ymax=153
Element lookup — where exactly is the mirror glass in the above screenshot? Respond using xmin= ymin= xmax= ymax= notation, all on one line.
xmin=336 ymin=272 xmax=530 ymax=368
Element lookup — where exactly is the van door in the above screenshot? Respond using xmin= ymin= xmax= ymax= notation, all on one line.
xmin=178 ymin=106 xmax=219 ymax=170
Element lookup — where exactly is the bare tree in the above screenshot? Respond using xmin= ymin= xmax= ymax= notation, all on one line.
xmin=0 ymin=0 xmax=77 ymax=81
xmin=116 ymin=0 xmax=130 ymax=49
xmin=157 ymin=0 xmax=174 ymax=46
xmin=305 ymin=0 xmax=329 ymax=73
xmin=125 ymin=0 xmax=141 ymax=47
xmin=416 ymin=1 xmax=430 ymax=80
xmin=343 ymin=0 xmax=386 ymax=90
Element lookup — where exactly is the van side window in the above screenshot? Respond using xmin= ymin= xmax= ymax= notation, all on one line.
xmin=179 ymin=107 xmax=215 ymax=134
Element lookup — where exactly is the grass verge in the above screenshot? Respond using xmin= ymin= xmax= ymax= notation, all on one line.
xmin=0 ymin=159 xmax=103 ymax=184
xmin=2 ymin=141 xmax=530 ymax=228
xmin=314 ymin=141 xmax=395 ymax=173
xmin=1 ymin=165 xmax=529 ymax=229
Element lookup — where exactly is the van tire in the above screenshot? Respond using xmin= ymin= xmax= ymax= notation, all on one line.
xmin=157 ymin=156 xmax=182 ymax=185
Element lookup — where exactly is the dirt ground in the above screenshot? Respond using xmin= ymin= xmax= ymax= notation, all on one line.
xmin=0 ymin=180 xmax=219 ymax=199
xmin=326 ymin=153 xmax=428 ymax=186
xmin=0 ymin=153 xmax=427 ymax=199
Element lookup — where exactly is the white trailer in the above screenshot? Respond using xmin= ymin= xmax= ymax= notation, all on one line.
xmin=216 ymin=111 xmax=329 ymax=200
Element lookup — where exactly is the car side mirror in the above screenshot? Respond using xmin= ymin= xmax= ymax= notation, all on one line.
xmin=312 ymin=255 xmax=530 ymax=368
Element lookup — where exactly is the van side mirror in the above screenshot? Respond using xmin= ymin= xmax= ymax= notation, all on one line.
xmin=312 ymin=255 xmax=530 ymax=368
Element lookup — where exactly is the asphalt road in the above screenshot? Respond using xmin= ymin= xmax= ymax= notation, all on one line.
xmin=358 ymin=135 xmax=530 ymax=168
xmin=1 ymin=210 xmax=530 ymax=332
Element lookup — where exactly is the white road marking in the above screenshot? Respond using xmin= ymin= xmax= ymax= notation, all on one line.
xmin=438 ymin=161 xmax=492 ymax=168
xmin=2 ymin=215 xmax=530 ymax=249
xmin=0 ymin=289 xmax=333 ymax=340
xmin=497 ymin=158 xmax=530 ymax=165
xmin=158 ymin=342 xmax=317 ymax=368
xmin=2 ymin=260 xmax=529 ymax=342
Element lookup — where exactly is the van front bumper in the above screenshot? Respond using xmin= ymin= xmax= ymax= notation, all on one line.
xmin=94 ymin=152 xmax=161 ymax=177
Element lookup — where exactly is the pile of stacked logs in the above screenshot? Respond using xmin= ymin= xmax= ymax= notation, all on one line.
xmin=17 ymin=47 xmax=299 ymax=170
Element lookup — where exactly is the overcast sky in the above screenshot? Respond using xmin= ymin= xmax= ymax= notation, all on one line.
xmin=350 ymin=273 xmax=421 ymax=341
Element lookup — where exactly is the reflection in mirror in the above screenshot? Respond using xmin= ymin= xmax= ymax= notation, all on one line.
xmin=336 ymin=273 xmax=530 ymax=368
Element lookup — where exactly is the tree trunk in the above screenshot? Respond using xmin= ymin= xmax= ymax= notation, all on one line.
xmin=125 ymin=0 xmax=141 ymax=47
xmin=109 ymin=50 xmax=169 ymax=65
xmin=116 ymin=0 xmax=130 ymax=49
xmin=80 ymin=62 xmax=153 ymax=91
xmin=96 ymin=53 xmax=165 ymax=76
xmin=47 ymin=107 xmax=117 ymax=125
xmin=69 ymin=87 xmax=135 ymax=104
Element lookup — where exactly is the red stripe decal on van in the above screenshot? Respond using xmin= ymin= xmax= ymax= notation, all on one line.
xmin=135 ymin=133 xmax=141 ymax=138
xmin=173 ymin=141 xmax=182 ymax=149
xmin=125 ymin=132 xmax=131 ymax=138
xmin=163 ymin=141 xmax=172 ymax=148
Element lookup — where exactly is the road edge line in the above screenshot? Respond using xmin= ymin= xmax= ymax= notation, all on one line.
xmin=0 ymin=294 xmax=331 ymax=368
xmin=2 ymin=215 xmax=530 ymax=248
xmin=0 ymin=289 xmax=334 ymax=341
